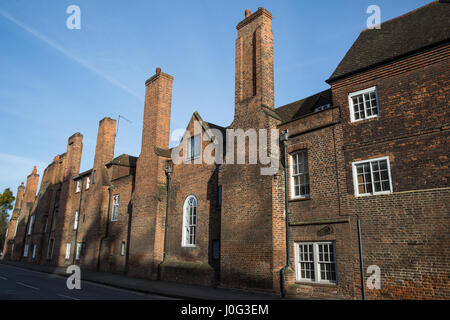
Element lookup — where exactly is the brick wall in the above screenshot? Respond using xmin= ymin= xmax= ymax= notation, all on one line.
xmin=330 ymin=44 xmax=450 ymax=299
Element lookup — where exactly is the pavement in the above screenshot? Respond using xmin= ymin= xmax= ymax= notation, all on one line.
xmin=0 ymin=260 xmax=281 ymax=300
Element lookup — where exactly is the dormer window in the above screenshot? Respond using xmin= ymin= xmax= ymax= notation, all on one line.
xmin=314 ymin=104 xmax=331 ymax=113
xmin=348 ymin=87 xmax=379 ymax=122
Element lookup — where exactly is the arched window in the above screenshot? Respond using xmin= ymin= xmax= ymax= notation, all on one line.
xmin=182 ymin=196 xmax=198 ymax=247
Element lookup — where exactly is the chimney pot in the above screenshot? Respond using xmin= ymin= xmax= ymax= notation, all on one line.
xmin=245 ymin=9 xmax=251 ymax=18
xmin=156 ymin=67 xmax=161 ymax=74
xmin=32 ymin=165 xmax=37 ymax=174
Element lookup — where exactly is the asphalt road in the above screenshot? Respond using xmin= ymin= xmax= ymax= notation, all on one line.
xmin=0 ymin=263 xmax=174 ymax=300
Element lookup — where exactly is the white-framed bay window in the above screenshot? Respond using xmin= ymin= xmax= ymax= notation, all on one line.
xmin=290 ymin=150 xmax=310 ymax=199
xmin=352 ymin=156 xmax=393 ymax=196
xmin=348 ymin=86 xmax=379 ymax=122
xmin=295 ymin=242 xmax=337 ymax=284
xmin=182 ymin=195 xmax=198 ymax=247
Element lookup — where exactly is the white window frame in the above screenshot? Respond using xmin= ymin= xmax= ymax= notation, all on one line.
xmin=23 ymin=244 xmax=29 ymax=257
xmin=182 ymin=195 xmax=198 ymax=247
xmin=295 ymin=241 xmax=337 ymax=284
xmin=65 ymin=243 xmax=71 ymax=260
xmin=290 ymin=150 xmax=310 ymax=200
xmin=121 ymin=242 xmax=126 ymax=256
xmin=186 ymin=134 xmax=201 ymax=161
xmin=74 ymin=211 xmax=79 ymax=230
xmin=27 ymin=215 xmax=35 ymax=235
xmin=348 ymin=86 xmax=380 ymax=123
xmin=32 ymin=244 xmax=37 ymax=259
xmin=76 ymin=243 xmax=82 ymax=261
xmin=111 ymin=194 xmax=119 ymax=222
xmin=352 ymin=156 xmax=393 ymax=197
xmin=86 ymin=176 xmax=90 ymax=190
xmin=76 ymin=180 xmax=81 ymax=193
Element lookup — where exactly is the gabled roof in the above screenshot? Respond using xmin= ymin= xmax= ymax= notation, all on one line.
xmin=275 ymin=89 xmax=333 ymax=123
xmin=328 ymin=1 xmax=450 ymax=83
xmin=105 ymin=154 xmax=137 ymax=167
xmin=156 ymin=111 xmax=226 ymax=160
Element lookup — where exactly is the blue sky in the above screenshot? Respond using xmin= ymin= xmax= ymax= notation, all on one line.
xmin=0 ymin=0 xmax=431 ymax=198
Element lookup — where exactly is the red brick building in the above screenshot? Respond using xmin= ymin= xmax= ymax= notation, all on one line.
xmin=3 ymin=1 xmax=449 ymax=299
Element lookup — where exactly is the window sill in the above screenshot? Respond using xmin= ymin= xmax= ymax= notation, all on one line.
xmin=349 ymin=115 xmax=379 ymax=124
xmin=181 ymin=245 xmax=197 ymax=249
xmin=295 ymin=281 xmax=337 ymax=287
xmin=289 ymin=196 xmax=311 ymax=203
xmin=354 ymin=191 xmax=392 ymax=198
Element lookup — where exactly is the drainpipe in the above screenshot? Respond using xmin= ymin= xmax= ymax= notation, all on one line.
xmin=158 ymin=160 xmax=173 ymax=280
xmin=279 ymin=130 xmax=290 ymax=298
xmin=97 ymin=185 xmax=112 ymax=272
xmin=357 ymin=216 xmax=366 ymax=300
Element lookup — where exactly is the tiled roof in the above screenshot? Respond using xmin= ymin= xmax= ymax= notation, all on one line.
xmin=275 ymin=89 xmax=332 ymax=123
xmin=328 ymin=1 xmax=450 ymax=82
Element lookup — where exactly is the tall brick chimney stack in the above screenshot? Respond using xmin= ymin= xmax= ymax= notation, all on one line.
xmin=23 ymin=166 xmax=39 ymax=204
xmin=234 ymin=7 xmax=274 ymax=125
xmin=2 ymin=182 xmax=26 ymax=256
xmin=65 ymin=132 xmax=83 ymax=179
xmin=93 ymin=117 xmax=116 ymax=171
xmin=219 ymin=8 xmax=284 ymax=291
xmin=13 ymin=182 xmax=25 ymax=212
xmin=129 ymin=67 xmax=173 ymax=278
xmin=138 ymin=67 xmax=173 ymax=186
